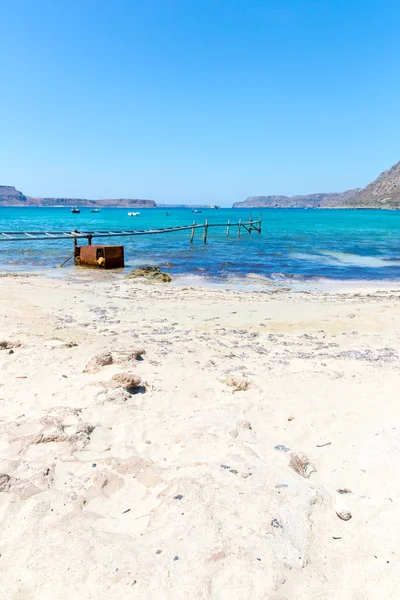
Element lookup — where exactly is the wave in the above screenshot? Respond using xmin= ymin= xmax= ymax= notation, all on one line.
xmin=291 ymin=251 xmax=400 ymax=269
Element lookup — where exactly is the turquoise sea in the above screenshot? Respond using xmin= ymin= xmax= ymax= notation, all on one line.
xmin=0 ymin=207 xmax=400 ymax=282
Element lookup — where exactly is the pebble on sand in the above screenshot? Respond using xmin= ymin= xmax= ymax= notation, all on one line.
xmin=110 ymin=372 xmax=142 ymax=392
xmin=0 ymin=340 xmax=21 ymax=350
xmin=84 ymin=352 xmax=113 ymax=373
xmin=336 ymin=509 xmax=352 ymax=521
xmin=275 ymin=445 xmax=290 ymax=453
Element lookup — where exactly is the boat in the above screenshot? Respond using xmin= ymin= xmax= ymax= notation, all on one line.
xmin=210 ymin=204 xmax=220 ymax=209
xmin=192 ymin=209 xmax=202 ymax=213
xmin=71 ymin=207 xmax=80 ymax=213
xmin=164 ymin=211 xmax=171 ymax=216
xmin=127 ymin=212 xmax=140 ymax=217
xmin=91 ymin=208 xmax=101 ymax=213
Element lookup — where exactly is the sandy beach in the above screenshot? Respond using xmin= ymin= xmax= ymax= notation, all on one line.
xmin=0 ymin=272 xmax=399 ymax=599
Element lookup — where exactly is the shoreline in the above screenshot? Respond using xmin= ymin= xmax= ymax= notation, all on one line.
xmin=2 ymin=266 xmax=400 ymax=295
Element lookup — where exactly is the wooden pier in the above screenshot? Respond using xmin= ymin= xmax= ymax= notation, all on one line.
xmin=0 ymin=216 xmax=262 ymax=246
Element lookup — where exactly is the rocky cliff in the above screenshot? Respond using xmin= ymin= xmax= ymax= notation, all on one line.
xmin=0 ymin=186 xmax=30 ymax=206
xmin=0 ymin=188 xmax=156 ymax=208
xmin=29 ymin=197 xmax=156 ymax=208
xmin=233 ymin=160 xmax=400 ymax=209
xmin=342 ymin=161 xmax=400 ymax=208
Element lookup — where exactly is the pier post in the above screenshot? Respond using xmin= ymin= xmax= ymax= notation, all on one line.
xmin=88 ymin=234 xmax=93 ymax=246
xmin=226 ymin=220 xmax=230 ymax=236
xmin=203 ymin=219 xmax=208 ymax=244
xmin=190 ymin=221 xmax=196 ymax=244
xmin=238 ymin=219 xmax=241 ymax=237
xmin=249 ymin=213 xmax=252 ymax=234
xmin=259 ymin=212 xmax=262 ymax=234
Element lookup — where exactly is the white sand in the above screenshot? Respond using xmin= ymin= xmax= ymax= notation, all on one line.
xmin=0 ymin=273 xmax=399 ymax=599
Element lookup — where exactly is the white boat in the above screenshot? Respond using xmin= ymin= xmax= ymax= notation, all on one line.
xmin=71 ymin=207 xmax=80 ymax=213
xmin=210 ymin=204 xmax=220 ymax=209
xmin=91 ymin=208 xmax=101 ymax=213
xmin=127 ymin=212 xmax=140 ymax=216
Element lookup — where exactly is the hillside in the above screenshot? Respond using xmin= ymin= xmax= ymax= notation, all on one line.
xmin=233 ymin=161 xmax=400 ymax=209
xmin=0 ymin=188 xmax=156 ymax=208
xmin=0 ymin=186 xmax=29 ymax=206
xmin=233 ymin=190 xmax=360 ymax=209
xmin=343 ymin=161 xmax=400 ymax=208
xmin=29 ymin=197 xmax=156 ymax=208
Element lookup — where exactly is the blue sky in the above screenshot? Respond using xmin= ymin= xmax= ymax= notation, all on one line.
xmin=1 ymin=0 xmax=399 ymax=205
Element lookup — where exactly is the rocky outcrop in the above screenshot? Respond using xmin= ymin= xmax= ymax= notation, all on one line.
xmin=124 ymin=266 xmax=172 ymax=283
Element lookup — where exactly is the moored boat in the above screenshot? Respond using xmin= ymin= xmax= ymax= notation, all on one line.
xmin=127 ymin=212 xmax=140 ymax=216
xmin=71 ymin=207 xmax=80 ymax=213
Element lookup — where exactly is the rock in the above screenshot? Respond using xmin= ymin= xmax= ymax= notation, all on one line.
xmin=288 ymin=416 xmax=295 ymax=421
xmin=0 ymin=341 xmax=21 ymax=350
xmin=224 ymin=376 xmax=251 ymax=392
xmin=111 ymin=372 xmax=142 ymax=392
xmin=271 ymin=518 xmax=283 ymax=529
xmin=289 ymin=453 xmax=317 ymax=478
xmin=131 ymin=348 xmax=146 ymax=360
xmin=124 ymin=266 xmax=172 ymax=283
xmin=239 ymin=420 xmax=252 ymax=430
xmin=84 ymin=352 xmax=113 ymax=373
xmin=0 ymin=473 xmax=11 ymax=492
xmin=336 ymin=509 xmax=352 ymax=521
xmin=274 ymin=445 xmax=290 ymax=453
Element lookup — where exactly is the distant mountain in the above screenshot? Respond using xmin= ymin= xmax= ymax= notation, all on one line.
xmin=29 ymin=197 xmax=156 ymax=208
xmin=3 ymin=161 xmax=400 ymax=209
xmin=342 ymin=161 xmax=400 ymax=208
xmin=0 ymin=188 xmax=156 ymax=208
xmin=233 ymin=161 xmax=400 ymax=209
xmin=233 ymin=190 xmax=360 ymax=209
xmin=0 ymin=186 xmax=29 ymax=206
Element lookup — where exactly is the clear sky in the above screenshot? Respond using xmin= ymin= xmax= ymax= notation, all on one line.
xmin=1 ymin=0 xmax=399 ymax=205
